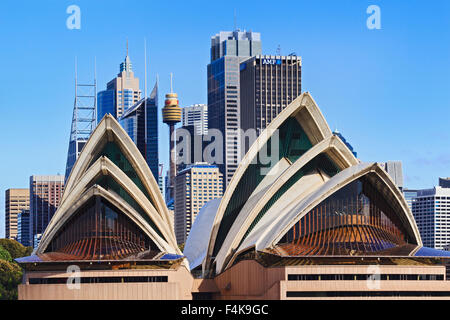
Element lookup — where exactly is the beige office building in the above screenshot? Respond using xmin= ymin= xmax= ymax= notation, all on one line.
xmin=98 ymin=44 xmax=141 ymax=120
xmin=240 ymin=55 xmax=302 ymax=138
xmin=109 ymin=53 xmax=141 ymax=118
xmin=5 ymin=188 xmax=30 ymax=240
xmin=174 ymin=164 xmax=223 ymax=244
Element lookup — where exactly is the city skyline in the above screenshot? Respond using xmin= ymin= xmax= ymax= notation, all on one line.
xmin=1 ymin=0 xmax=450 ymax=238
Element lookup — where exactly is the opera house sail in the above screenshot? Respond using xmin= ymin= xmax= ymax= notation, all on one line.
xmin=16 ymin=115 xmax=193 ymax=300
xmin=184 ymin=92 xmax=450 ymax=299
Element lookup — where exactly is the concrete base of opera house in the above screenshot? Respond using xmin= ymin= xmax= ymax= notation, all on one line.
xmin=18 ymin=265 xmax=195 ymax=300
xmin=211 ymin=260 xmax=450 ymax=300
xmin=17 ymin=258 xmax=450 ymax=300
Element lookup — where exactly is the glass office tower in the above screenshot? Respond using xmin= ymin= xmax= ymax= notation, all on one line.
xmin=119 ymin=83 xmax=159 ymax=181
xmin=207 ymin=30 xmax=262 ymax=188
xmin=97 ymin=89 xmax=115 ymax=123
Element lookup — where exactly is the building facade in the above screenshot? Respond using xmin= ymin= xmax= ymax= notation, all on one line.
xmin=207 ymin=30 xmax=262 ymax=188
xmin=175 ymin=124 xmax=209 ymax=173
xmin=403 ymin=189 xmax=418 ymax=210
xmin=17 ymin=209 xmax=31 ymax=247
xmin=240 ymin=55 xmax=301 ymax=138
xmin=439 ymin=177 xmax=450 ymax=188
xmin=174 ymin=164 xmax=223 ymax=244
xmin=332 ymin=130 xmax=357 ymax=158
xmin=380 ymin=161 xmax=404 ymax=190
xmin=29 ymin=176 xmax=65 ymax=248
xmin=5 ymin=188 xmax=29 ymax=240
xmin=412 ymin=186 xmax=450 ymax=250
xmin=119 ymin=83 xmax=159 ymax=181
xmin=182 ymin=104 xmax=208 ymax=135
xmin=97 ymin=47 xmax=141 ymax=121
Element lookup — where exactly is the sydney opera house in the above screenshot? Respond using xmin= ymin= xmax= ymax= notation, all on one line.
xmin=16 ymin=93 xmax=450 ymax=299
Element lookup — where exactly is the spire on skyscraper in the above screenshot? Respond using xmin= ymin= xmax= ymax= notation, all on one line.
xmin=120 ymin=39 xmax=133 ymax=73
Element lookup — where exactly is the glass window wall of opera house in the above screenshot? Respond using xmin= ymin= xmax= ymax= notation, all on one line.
xmin=16 ymin=93 xmax=450 ymax=300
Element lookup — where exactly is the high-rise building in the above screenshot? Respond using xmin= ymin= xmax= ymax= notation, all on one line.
xmin=158 ymin=163 xmax=164 ymax=195
xmin=5 ymin=188 xmax=29 ymax=240
xmin=17 ymin=209 xmax=31 ymax=247
xmin=176 ymin=124 xmax=209 ymax=173
xmin=119 ymin=83 xmax=159 ymax=180
xmin=182 ymin=104 xmax=208 ymax=135
xmin=29 ymin=175 xmax=65 ymax=248
xmin=162 ymin=76 xmax=182 ymax=204
xmin=403 ymin=189 xmax=418 ymax=210
xmin=64 ymin=62 xmax=96 ymax=181
xmin=379 ymin=161 xmax=403 ymax=190
xmin=240 ymin=55 xmax=301 ymax=137
xmin=412 ymin=186 xmax=450 ymax=249
xmin=208 ymin=30 xmax=262 ymax=188
xmin=97 ymin=42 xmax=141 ymax=121
xmin=332 ymin=130 xmax=357 ymax=158
xmin=439 ymin=177 xmax=450 ymax=188
xmin=174 ymin=163 xmax=223 ymax=244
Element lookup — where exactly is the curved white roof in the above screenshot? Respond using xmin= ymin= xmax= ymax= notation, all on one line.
xmin=195 ymin=92 xmax=422 ymax=275
xmin=213 ymin=135 xmax=359 ymax=273
xmin=37 ymin=115 xmax=181 ymax=257
xmin=205 ymin=92 xmax=333 ymax=271
xmin=183 ymin=198 xmax=221 ymax=270
xmin=229 ymin=162 xmax=422 ymax=271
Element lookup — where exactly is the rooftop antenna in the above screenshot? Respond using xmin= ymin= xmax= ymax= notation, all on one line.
xmin=144 ymin=37 xmax=147 ymax=98
xmin=75 ymin=56 xmax=77 ymax=90
xmin=276 ymin=45 xmax=281 ymax=56
xmin=94 ymin=56 xmax=97 ymax=123
xmin=170 ymin=72 xmax=173 ymax=93
xmin=234 ymin=9 xmax=237 ymax=31
xmin=144 ymin=38 xmax=148 ymax=158
xmin=126 ymin=38 xmax=129 ymax=56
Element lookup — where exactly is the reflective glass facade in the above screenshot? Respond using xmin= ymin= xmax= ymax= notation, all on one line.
xmin=97 ymin=89 xmax=115 ymax=123
xmin=119 ymin=89 xmax=159 ymax=181
xmin=208 ymin=31 xmax=262 ymax=188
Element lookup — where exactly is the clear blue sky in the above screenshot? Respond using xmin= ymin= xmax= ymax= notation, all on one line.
xmin=1 ymin=0 xmax=449 ymax=237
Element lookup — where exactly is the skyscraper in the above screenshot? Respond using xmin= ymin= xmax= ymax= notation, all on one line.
xmin=29 ymin=175 xmax=65 ymax=248
xmin=182 ymin=104 xmax=208 ymax=135
xmin=176 ymin=124 xmax=208 ymax=173
xmin=403 ymin=188 xmax=418 ymax=210
xmin=65 ymin=62 xmax=96 ymax=181
xmin=208 ymin=30 xmax=262 ymax=188
xmin=162 ymin=76 xmax=182 ymax=204
xmin=240 ymin=54 xmax=301 ymax=137
xmin=412 ymin=186 xmax=450 ymax=250
xmin=119 ymin=82 xmax=159 ymax=180
xmin=5 ymin=188 xmax=29 ymax=240
xmin=439 ymin=177 xmax=450 ymax=188
xmin=174 ymin=163 xmax=223 ymax=244
xmin=97 ymin=42 xmax=141 ymax=121
xmin=333 ymin=130 xmax=357 ymax=158
xmin=380 ymin=161 xmax=404 ymax=190
xmin=17 ymin=209 xmax=31 ymax=247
